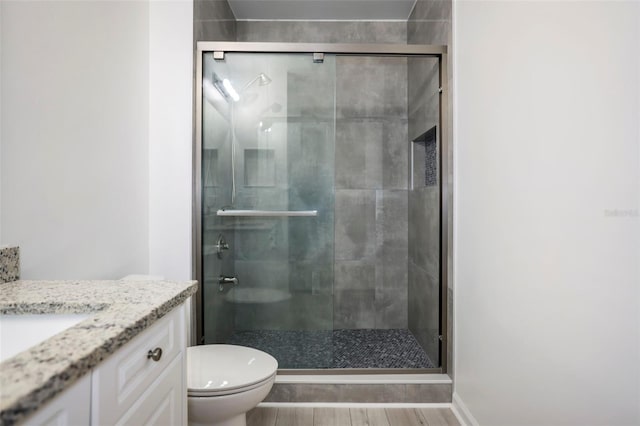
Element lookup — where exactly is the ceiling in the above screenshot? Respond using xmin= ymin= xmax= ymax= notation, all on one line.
xmin=227 ymin=0 xmax=417 ymax=21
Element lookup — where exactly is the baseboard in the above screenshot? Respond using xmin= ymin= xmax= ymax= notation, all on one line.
xmin=451 ymin=392 xmax=479 ymax=426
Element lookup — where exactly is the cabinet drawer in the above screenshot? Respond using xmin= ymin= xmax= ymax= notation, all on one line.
xmin=91 ymin=305 xmax=185 ymax=424
xmin=115 ymin=354 xmax=183 ymax=426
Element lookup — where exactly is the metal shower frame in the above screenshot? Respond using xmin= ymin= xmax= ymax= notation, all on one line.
xmin=193 ymin=41 xmax=451 ymax=374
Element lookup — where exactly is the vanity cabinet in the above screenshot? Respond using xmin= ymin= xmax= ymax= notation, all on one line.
xmin=91 ymin=302 xmax=187 ymax=425
xmin=23 ymin=301 xmax=189 ymax=426
xmin=22 ymin=374 xmax=91 ymax=426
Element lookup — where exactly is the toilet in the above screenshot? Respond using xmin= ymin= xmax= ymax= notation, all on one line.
xmin=187 ymin=345 xmax=278 ymax=426
xmin=120 ymin=276 xmax=278 ymax=426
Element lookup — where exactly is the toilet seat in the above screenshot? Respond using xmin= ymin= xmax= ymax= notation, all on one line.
xmin=187 ymin=345 xmax=278 ymax=398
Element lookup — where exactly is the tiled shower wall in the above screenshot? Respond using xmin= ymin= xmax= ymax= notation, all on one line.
xmin=195 ymin=0 xmax=236 ymax=42
xmin=195 ymin=3 xmax=451 ymax=350
xmin=236 ymin=22 xmax=410 ymax=330
xmin=334 ymin=57 xmax=409 ymax=329
xmin=230 ymin=21 xmax=408 ymax=328
xmin=408 ymin=0 xmax=453 ymax=369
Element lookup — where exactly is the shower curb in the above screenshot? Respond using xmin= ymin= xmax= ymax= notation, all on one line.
xmin=265 ymin=382 xmax=452 ymax=403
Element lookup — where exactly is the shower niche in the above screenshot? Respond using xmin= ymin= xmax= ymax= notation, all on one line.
xmin=196 ymin=43 xmax=448 ymax=372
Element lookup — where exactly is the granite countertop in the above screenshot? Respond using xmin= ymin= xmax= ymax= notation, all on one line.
xmin=0 ymin=279 xmax=198 ymax=425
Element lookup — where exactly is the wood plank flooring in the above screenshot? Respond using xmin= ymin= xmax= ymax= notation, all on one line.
xmin=247 ymin=407 xmax=461 ymax=426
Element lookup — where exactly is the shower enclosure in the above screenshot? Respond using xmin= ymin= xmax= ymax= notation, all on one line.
xmin=195 ymin=42 xmax=449 ymax=372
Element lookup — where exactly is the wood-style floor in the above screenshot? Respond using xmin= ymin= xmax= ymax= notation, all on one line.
xmin=247 ymin=407 xmax=461 ymax=426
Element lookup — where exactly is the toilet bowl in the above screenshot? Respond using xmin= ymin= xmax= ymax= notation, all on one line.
xmin=187 ymin=345 xmax=278 ymax=426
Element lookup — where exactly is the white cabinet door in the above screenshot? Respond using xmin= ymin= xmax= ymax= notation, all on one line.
xmin=115 ymin=354 xmax=183 ymax=426
xmin=22 ymin=374 xmax=91 ymax=426
xmin=91 ymin=304 xmax=185 ymax=425
xmin=22 ymin=299 xmax=189 ymax=426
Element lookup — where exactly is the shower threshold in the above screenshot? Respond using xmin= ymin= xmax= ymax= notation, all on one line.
xmin=228 ymin=328 xmax=436 ymax=370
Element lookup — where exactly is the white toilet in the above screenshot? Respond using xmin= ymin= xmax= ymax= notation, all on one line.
xmin=187 ymin=345 xmax=278 ymax=426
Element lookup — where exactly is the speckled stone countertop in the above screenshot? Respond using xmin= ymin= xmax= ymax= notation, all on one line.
xmin=0 ymin=279 xmax=198 ymax=425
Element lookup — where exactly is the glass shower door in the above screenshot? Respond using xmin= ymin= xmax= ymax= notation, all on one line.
xmin=201 ymin=52 xmax=336 ymax=368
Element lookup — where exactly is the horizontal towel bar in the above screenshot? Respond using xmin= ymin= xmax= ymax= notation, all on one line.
xmin=216 ymin=209 xmax=318 ymax=217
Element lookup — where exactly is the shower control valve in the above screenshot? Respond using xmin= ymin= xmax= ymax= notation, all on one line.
xmin=215 ymin=234 xmax=230 ymax=259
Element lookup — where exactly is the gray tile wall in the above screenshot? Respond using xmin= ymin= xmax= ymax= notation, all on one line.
xmin=407 ymin=0 xmax=451 ymax=45
xmin=226 ymin=21 xmax=411 ymax=331
xmin=334 ymin=56 xmax=409 ymax=330
xmin=407 ymin=0 xmax=453 ymax=371
xmin=195 ymin=0 xmax=236 ymax=41
xmin=236 ymin=21 xmax=406 ymax=43
xmin=202 ymin=49 xmax=238 ymax=343
xmin=265 ymin=382 xmax=452 ymax=403
xmin=226 ymin=56 xmax=337 ymax=334
xmin=198 ymin=13 xmax=452 ymax=365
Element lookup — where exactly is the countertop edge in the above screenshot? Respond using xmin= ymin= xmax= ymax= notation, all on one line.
xmin=0 ymin=280 xmax=198 ymax=425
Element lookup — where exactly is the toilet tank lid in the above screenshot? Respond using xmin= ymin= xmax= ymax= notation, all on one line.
xmin=187 ymin=345 xmax=278 ymax=393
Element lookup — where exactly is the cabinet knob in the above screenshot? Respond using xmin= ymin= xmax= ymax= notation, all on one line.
xmin=147 ymin=347 xmax=163 ymax=362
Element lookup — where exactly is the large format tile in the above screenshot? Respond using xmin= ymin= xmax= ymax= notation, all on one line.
xmin=376 ymin=190 xmax=408 ymax=258
xmin=408 ymin=259 xmax=440 ymax=364
xmin=194 ymin=0 xmax=236 ymax=41
xmin=375 ymin=190 xmax=409 ymax=328
xmin=236 ymin=21 xmax=406 ymax=43
xmin=335 ymin=190 xmax=377 ymax=261
xmin=265 ymin=383 xmax=452 ymax=403
xmin=374 ymin=288 xmax=408 ymax=329
xmin=335 ymin=120 xmax=384 ymax=190
xmin=335 ymin=119 xmax=409 ymax=190
xmin=336 ymin=57 xmax=408 ymax=120
xmin=194 ymin=0 xmax=235 ymax=21
xmin=335 ymin=260 xmax=376 ymax=291
xmin=334 ymin=289 xmax=376 ymax=329
xmin=408 ymin=187 xmax=439 ymax=275
xmin=382 ymin=119 xmax=410 ymax=189
xmin=408 ymin=58 xmax=440 ymax=142
xmin=195 ymin=18 xmax=236 ymax=42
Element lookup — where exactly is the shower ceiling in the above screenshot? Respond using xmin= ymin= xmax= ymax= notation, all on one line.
xmin=227 ymin=0 xmax=417 ymax=20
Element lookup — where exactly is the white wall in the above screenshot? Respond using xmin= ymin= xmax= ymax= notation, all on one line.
xmin=1 ymin=1 xmax=150 ymax=279
xmin=148 ymin=0 xmax=193 ymax=281
xmin=454 ymin=1 xmax=640 ymax=425
xmin=0 ymin=1 xmax=193 ymax=280
xmin=0 ymin=2 xmax=3 ymax=241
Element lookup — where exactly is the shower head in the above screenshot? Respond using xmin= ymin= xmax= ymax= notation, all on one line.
xmin=242 ymin=73 xmax=272 ymax=91
xmin=257 ymin=73 xmax=272 ymax=86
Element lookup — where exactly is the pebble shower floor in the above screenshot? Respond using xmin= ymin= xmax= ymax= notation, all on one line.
xmin=228 ymin=329 xmax=434 ymax=369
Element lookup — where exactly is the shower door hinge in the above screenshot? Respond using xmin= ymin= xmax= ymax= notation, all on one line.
xmin=438 ymin=335 xmax=445 ymax=342
xmin=313 ymin=52 xmax=324 ymax=63
xmin=438 ymin=87 xmax=443 ymax=93
xmin=213 ymin=51 xmax=225 ymax=61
